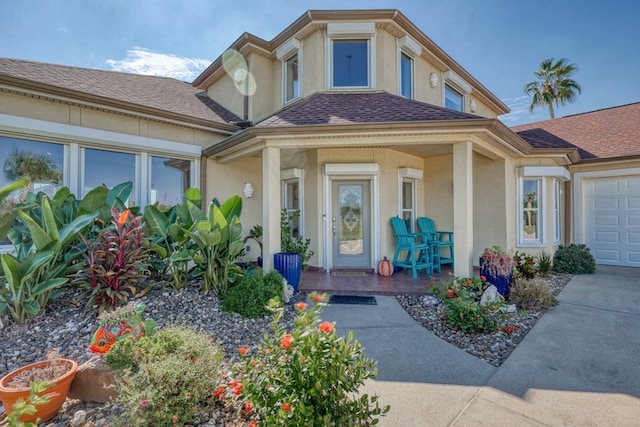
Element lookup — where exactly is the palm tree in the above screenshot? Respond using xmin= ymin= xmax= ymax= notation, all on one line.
xmin=525 ymin=58 xmax=582 ymax=119
xmin=3 ymin=150 xmax=62 ymax=200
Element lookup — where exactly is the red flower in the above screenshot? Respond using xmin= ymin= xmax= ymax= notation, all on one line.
xmin=245 ymin=401 xmax=253 ymax=412
xmin=213 ymin=386 xmax=226 ymax=399
xmin=248 ymin=421 xmax=258 ymax=427
xmin=295 ymin=302 xmax=308 ymax=311
xmin=233 ymin=383 xmax=243 ymax=395
xmin=172 ymin=415 xmax=178 ymax=423
xmin=312 ymin=294 xmax=325 ymax=303
xmin=466 ymin=279 xmax=472 ymax=285
xmin=280 ymin=333 xmax=293 ymax=349
xmin=281 ymin=403 xmax=291 ymax=411
xmin=514 ymin=326 xmax=520 ymax=332
xmin=480 ymin=275 xmax=487 ymax=281
xmin=238 ymin=346 xmax=248 ymax=356
xmin=319 ymin=321 xmax=334 ymax=334
xmin=140 ymin=399 xmax=148 ymax=407
xmin=505 ymin=325 xmax=513 ymax=334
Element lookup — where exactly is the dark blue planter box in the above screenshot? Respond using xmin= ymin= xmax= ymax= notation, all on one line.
xmin=479 ymin=257 xmax=514 ymax=298
xmin=274 ymin=252 xmax=302 ymax=292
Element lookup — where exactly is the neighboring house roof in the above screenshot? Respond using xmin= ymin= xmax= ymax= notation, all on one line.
xmin=192 ymin=9 xmax=509 ymax=115
xmin=513 ymin=102 xmax=640 ymax=161
xmin=254 ymin=91 xmax=482 ymax=128
xmin=0 ymin=57 xmax=240 ymax=131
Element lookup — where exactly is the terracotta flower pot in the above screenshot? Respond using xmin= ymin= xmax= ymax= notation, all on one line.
xmin=0 ymin=359 xmax=78 ymax=423
xmin=446 ymin=288 xmax=456 ymax=298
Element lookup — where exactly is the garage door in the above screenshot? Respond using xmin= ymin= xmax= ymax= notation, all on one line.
xmin=583 ymin=175 xmax=640 ymax=266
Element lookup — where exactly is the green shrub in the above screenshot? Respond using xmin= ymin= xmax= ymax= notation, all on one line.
xmin=552 ymin=244 xmax=596 ymax=274
xmin=509 ymin=277 xmax=557 ymax=310
xmin=513 ymin=251 xmax=537 ymax=279
xmin=236 ymin=294 xmax=389 ymax=426
xmin=221 ymin=268 xmax=283 ymax=318
xmin=537 ymin=251 xmax=552 ymax=276
xmin=105 ymin=327 xmax=223 ymax=426
xmin=281 ymin=208 xmax=314 ymax=269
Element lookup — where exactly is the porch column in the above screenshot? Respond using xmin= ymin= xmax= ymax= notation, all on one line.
xmin=453 ymin=141 xmax=473 ymax=277
xmin=262 ymin=146 xmax=281 ymax=271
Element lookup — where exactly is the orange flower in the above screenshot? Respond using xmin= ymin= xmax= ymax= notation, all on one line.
xmin=280 ymin=333 xmax=293 ymax=349
xmin=233 ymin=383 xmax=243 ymax=395
xmin=466 ymin=279 xmax=472 ymax=285
xmin=319 ymin=321 xmax=334 ymax=334
xmin=248 ymin=421 xmax=258 ymax=427
xmin=238 ymin=346 xmax=248 ymax=356
xmin=295 ymin=302 xmax=308 ymax=311
xmin=312 ymin=293 xmax=325 ymax=303
xmin=245 ymin=401 xmax=253 ymax=412
xmin=281 ymin=402 xmax=291 ymax=411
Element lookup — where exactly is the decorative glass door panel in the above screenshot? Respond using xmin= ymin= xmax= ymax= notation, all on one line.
xmin=332 ymin=180 xmax=371 ymax=268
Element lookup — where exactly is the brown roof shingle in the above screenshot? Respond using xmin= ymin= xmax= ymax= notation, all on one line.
xmin=512 ymin=102 xmax=640 ymax=160
xmin=0 ymin=57 xmax=241 ymax=127
xmin=255 ymin=91 xmax=482 ymax=128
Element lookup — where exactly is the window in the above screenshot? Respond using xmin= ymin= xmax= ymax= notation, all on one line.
xmin=445 ymin=84 xmax=464 ymax=112
xmin=84 ymin=148 xmax=136 ymax=204
xmin=401 ymin=179 xmax=416 ymax=231
xmin=332 ymin=39 xmax=369 ymax=87
xmin=400 ymin=52 xmax=413 ymax=98
xmin=282 ymin=168 xmax=304 ymax=238
xmin=284 ymin=52 xmax=300 ymax=103
xmin=151 ymin=156 xmax=190 ymax=210
xmin=0 ymin=136 xmax=64 ymax=200
xmin=520 ymin=178 xmax=542 ymax=245
xmin=553 ymin=179 xmax=562 ymax=243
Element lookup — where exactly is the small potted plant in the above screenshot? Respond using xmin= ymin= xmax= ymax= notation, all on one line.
xmin=479 ymin=246 xmax=515 ymax=297
xmin=0 ymin=350 xmax=78 ymax=423
xmin=243 ymin=224 xmax=263 ymax=267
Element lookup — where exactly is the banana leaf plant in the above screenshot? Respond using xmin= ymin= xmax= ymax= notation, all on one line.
xmin=182 ymin=195 xmax=244 ymax=295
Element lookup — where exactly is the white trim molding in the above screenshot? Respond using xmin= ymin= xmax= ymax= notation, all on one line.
xmin=518 ymin=166 xmax=570 ymax=181
xmin=444 ymin=70 xmax=472 ymax=95
xmin=276 ymin=38 xmax=301 ymax=61
xmin=398 ymin=35 xmax=421 ymax=57
xmin=326 ymin=22 xmax=376 ymax=36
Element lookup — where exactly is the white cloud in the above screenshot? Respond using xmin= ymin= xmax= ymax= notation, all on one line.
xmin=499 ymin=95 xmax=534 ymax=125
xmin=106 ymin=47 xmax=211 ymax=81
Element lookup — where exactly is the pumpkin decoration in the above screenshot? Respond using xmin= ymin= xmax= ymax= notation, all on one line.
xmin=377 ymin=256 xmax=394 ymax=277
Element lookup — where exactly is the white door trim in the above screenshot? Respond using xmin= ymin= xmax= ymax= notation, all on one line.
xmin=322 ymin=163 xmax=380 ymax=271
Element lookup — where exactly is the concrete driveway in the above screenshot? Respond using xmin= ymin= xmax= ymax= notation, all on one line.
xmin=320 ymin=265 xmax=640 ymax=426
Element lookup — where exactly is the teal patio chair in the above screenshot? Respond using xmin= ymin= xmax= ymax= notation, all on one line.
xmin=417 ymin=217 xmax=454 ymax=270
xmin=390 ymin=217 xmax=433 ymax=279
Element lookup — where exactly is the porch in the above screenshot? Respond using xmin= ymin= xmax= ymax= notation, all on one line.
xmin=298 ymin=265 xmax=455 ymax=296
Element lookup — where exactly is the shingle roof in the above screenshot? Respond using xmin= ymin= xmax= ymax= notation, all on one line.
xmin=0 ymin=57 xmax=241 ymax=127
xmin=512 ymin=102 xmax=640 ymax=160
xmin=255 ymin=91 xmax=482 ymax=128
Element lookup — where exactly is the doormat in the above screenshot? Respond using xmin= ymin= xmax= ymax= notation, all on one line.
xmin=329 ymin=295 xmax=377 ymax=305
xmin=331 ymin=270 xmax=368 ymax=277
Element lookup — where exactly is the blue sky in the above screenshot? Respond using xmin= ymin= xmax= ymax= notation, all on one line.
xmin=1 ymin=0 xmax=638 ymax=126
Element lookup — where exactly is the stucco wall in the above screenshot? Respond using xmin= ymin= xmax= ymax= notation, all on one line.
xmin=473 ymin=154 xmax=508 ymax=259
xmin=248 ymin=53 xmax=275 ymax=123
xmin=302 ymin=29 xmax=325 ymax=95
xmin=207 ymin=75 xmax=245 ymax=120
xmin=205 ymin=156 xmax=263 ymax=262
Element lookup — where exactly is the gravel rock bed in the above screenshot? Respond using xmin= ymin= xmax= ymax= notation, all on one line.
xmin=396 ymin=274 xmax=573 ymax=367
xmin=0 ymin=282 xmax=300 ymax=426
xmin=1 ymin=275 xmax=572 ymax=425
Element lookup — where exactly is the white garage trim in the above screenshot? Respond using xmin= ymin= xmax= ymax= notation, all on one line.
xmin=573 ymin=167 xmax=640 ymax=266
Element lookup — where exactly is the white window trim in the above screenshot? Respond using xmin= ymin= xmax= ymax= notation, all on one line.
xmin=398 ymin=168 xmax=422 ymax=232
xmin=553 ymin=179 xmax=562 ymax=244
xmin=518 ymin=177 xmax=546 ymax=247
xmin=398 ymin=50 xmax=415 ymax=99
xmin=281 ymin=168 xmax=304 ymax=236
xmin=0 ymin=113 xmax=201 ymax=205
xmin=277 ymin=39 xmax=302 ymax=105
xmin=325 ymin=23 xmax=376 ymax=90
xmin=444 ymin=83 xmax=465 ymax=112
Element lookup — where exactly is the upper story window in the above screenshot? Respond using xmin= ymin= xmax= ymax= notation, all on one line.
xmin=400 ymin=52 xmax=413 ymax=98
xmin=284 ymin=53 xmax=300 ymax=103
xmin=443 ymin=70 xmax=471 ymax=112
xmin=276 ymin=38 xmax=302 ymax=105
xmin=445 ymin=84 xmax=464 ymax=112
xmin=332 ymin=40 xmax=369 ymax=87
xmin=326 ymin=22 xmax=376 ymax=89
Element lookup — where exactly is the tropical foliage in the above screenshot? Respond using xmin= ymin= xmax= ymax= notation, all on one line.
xmin=525 ymin=57 xmax=582 ymax=119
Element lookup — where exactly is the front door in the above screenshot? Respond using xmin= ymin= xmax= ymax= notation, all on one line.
xmin=332 ymin=180 xmax=371 ymax=268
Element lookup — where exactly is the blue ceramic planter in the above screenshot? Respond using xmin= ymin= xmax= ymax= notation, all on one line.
xmin=274 ymin=252 xmax=302 ymax=292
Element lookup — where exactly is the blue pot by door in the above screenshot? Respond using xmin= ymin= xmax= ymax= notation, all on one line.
xmin=274 ymin=252 xmax=302 ymax=292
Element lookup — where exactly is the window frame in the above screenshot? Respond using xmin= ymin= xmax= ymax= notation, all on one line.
xmin=397 ymin=168 xmax=422 ymax=233
xmin=283 ymin=51 xmax=300 ymax=104
xmin=281 ymin=168 xmax=304 ymax=237
xmin=518 ymin=177 xmax=545 ymax=246
xmin=444 ymin=83 xmax=464 ymax=112
xmin=553 ymin=179 xmax=562 ymax=244
xmin=399 ymin=50 xmax=414 ymax=99
xmin=329 ymin=38 xmax=371 ymax=89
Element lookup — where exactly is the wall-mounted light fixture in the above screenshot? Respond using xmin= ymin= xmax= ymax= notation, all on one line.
xmin=243 ymin=182 xmax=254 ymax=198
xmin=429 ymin=72 xmax=439 ymax=88
xmin=470 ymin=100 xmax=477 ymax=113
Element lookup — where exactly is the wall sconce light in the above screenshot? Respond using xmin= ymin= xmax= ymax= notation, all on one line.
xmin=243 ymin=182 xmax=254 ymax=198
xmin=429 ymin=72 xmax=439 ymax=88
xmin=470 ymin=100 xmax=477 ymax=113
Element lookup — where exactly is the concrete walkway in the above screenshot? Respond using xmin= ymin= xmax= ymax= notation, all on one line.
xmin=319 ymin=266 xmax=640 ymax=426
